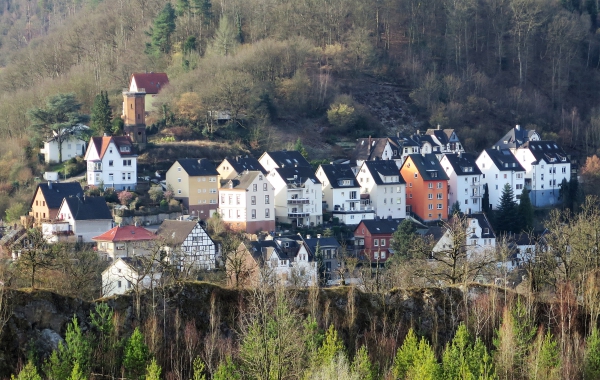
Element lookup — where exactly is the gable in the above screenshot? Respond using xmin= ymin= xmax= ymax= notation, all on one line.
xmin=84 ymin=139 xmax=100 ymax=161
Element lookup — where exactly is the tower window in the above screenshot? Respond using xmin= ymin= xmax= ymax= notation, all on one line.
xmin=137 ymin=114 xmax=140 ymax=119
xmin=130 ymin=104 xmax=133 ymax=109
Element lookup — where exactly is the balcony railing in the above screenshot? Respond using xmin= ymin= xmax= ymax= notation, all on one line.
xmin=288 ymin=198 xmax=310 ymax=204
xmin=122 ymin=88 xmax=146 ymax=94
xmin=288 ymin=212 xmax=310 ymax=218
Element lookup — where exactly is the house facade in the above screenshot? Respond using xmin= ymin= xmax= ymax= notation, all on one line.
xmin=126 ymin=72 xmax=169 ymax=113
xmin=84 ymin=136 xmax=137 ymax=191
xmin=218 ymin=171 xmax=275 ymax=233
xmin=356 ymin=160 xmax=406 ymax=220
xmin=401 ymin=154 xmax=449 ymax=222
xmin=156 ymin=220 xmax=217 ymax=270
xmin=354 ymin=219 xmax=405 ymax=264
xmin=440 ymin=153 xmax=483 ymax=214
xmin=92 ymin=225 xmax=156 ymax=260
xmin=29 ymin=182 xmax=83 ymax=224
xmin=476 ymin=148 xmax=525 ymax=209
xmin=432 ymin=214 xmax=496 ymax=258
xmin=513 ymin=141 xmax=571 ymax=207
xmin=258 ymin=150 xmax=311 ymax=173
xmin=216 ymin=155 xmax=266 ymax=180
xmin=165 ymin=158 xmax=219 ymax=217
xmin=41 ymin=133 xmax=87 ymax=164
xmin=102 ymin=257 xmax=161 ymax=297
xmin=56 ymin=196 xmax=113 ymax=242
xmin=316 ymin=164 xmax=375 ymax=225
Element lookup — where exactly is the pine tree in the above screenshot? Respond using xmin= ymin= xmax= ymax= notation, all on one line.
xmin=90 ymin=91 xmax=112 ymax=136
xmin=146 ymin=3 xmax=177 ymax=56
xmin=518 ymin=188 xmax=534 ymax=231
xmin=192 ymin=357 xmax=207 ymax=380
xmin=293 ymin=138 xmax=308 ymax=158
xmin=496 ymin=183 xmax=519 ymax=234
xmin=44 ymin=316 xmax=92 ymax=380
xmin=123 ymin=327 xmax=150 ymax=380
xmin=212 ymin=356 xmax=240 ymax=380
xmin=12 ymin=361 xmax=42 ymax=380
xmin=408 ymin=338 xmax=440 ymax=379
xmin=390 ymin=219 xmax=418 ymax=260
xmin=529 ymin=329 xmax=561 ymax=380
xmin=442 ymin=323 xmax=496 ymax=380
xmin=450 ymin=200 xmax=462 ymax=216
xmin=392 ymin=329 xmax=419 ymax=379
xmin=317 ymin=325 xmax=345 ymax=365
xmin=351 ymin=345 xmax=374 ymax=380
xmin=211 ymin=16 xmax=238 ymax=56
xmin=145 ymin=359 xmax=162 ymax=380
xmin=482 ymin=183 xmax=490 ymax=214
xmin=585 ymin=327 xmax=600 ymax=379
xmin=68 ymin=362 xmax=85 ymax=380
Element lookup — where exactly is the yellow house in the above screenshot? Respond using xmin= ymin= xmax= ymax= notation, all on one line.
xmin=29 ymin=182 xmax=83 ymax=225
xmin=166 ymin=159 xmax=219 ymax=218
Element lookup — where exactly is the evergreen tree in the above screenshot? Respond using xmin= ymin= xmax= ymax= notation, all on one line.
xmin=192 ymin=357 xmax=207 ymax=380
xmin=146 ymin=3 xmax=177 ymax=56
xmin=315 ymin=241 xmax=326 ymax=285
xmin=518 ymin=188 xmax=534 ymax=231
xmin=529 ymin=329 xmax=561 ymax=380
xmin=145 ymin=359 xmax=162 ymax=380
xmin=90 ymin=91 xmax=112 ymax=136
xmin=293 ymin=138 xmax=308 ymax=158
xmin=392 ymin=329 xmax=419 ymax=379
xmin=409 ymin=338 xmax=440 ymax=379
xmin=12 ymin=361 xmax=42 ymax=380
xmin=68 ymin=362 xmax=85 ymax=380
xmin=351 ymin=345 xmax=374 ymax=380
xmin=390 ymin=219 xmax=418 ymax=260
xmin=304 ymin=316 xmax=324 ymax=362
xmin=44 ymin=316 xmax=92 ymax=380
xmin=27 ymin=93 xmax=89 ymax=163
xmin=212 ymin=356 xmax=239 ymax=380
xmin=482 ymin=184 xmax=490 ymax=214
xmin=496 ymin=183 xmax=520 ymax=234
xmin=450 ymin=200 xmax=462 ymax=216
xmin=211 ymin=16 xmax=238 ymax=56
xmin=442 ymin=323 xmax=496 ymax=379
xmin=123 ymin=328 xmax=150 ymax=380
xmin=585 ymin=327 xmax=600 ymax=379
xmin=317 ymin=325 xmax=345 ymax=365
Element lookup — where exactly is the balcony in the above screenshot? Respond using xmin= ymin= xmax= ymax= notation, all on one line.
xmin=88 ymin=163 xmax=102 ymax=172
xmin=288 ymin=212 xmax=310 ymax=218
xmin=122 ymin=87 xmax=146 ymax=94
xmin=288 ymin=198 xmax=310 ymax=204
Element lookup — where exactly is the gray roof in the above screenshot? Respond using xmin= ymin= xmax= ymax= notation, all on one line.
xmin=521 ymin=141 xmax=569 ymax=165
xmin=176 ymin=158 xmax=218 ymax=177
xmin=443 ymin=153 xmax=482 ymax=176
xmin=494 ymin=126 xmax=539 ymax=149
xmin=354 ymin=138 xmax=390 ymax=161
xmin=482 ymin=149 xmax=525 ymax=172
xmin=33 ymin=182 xmax=83 ymax=210
xmin=319 ymin=164 xmax=357 ymax=188
xmin=223 ymin=155 xmax=267 ymax=174
xmin=249 ymin=240 xmax=292 ymax=261
xmin=466 ymin=213 xmax=496 ymax=239
xmin=423 ymin=226 xmax=446 ymax=242
xmin=62 ymin=196 xmax=112 ymax=220
xmin=264 ymin=151 xmax=311 ymax=168
xmin=425 ymin=128 xmax=456 ymax=145
xmin=156 ymin=220 xmax=212 ymax=246
xmin=364 ymin=161 xmax=406 ymax=185
xmin=405 ymin=154 xmax=449 ymax=181
xmin=222 ymin=171 xmax=261 ymax=190
xmin=358 ymin=218 xmax=406 ymax=234
xmin=274 ymin=166 xmax=321 ymax=185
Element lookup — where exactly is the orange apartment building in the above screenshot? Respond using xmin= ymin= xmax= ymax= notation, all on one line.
xmin=401 ymin=154 xmax=449 ymax=222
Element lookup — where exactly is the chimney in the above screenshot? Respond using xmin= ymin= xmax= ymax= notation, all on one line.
xmin=396 ymin=131 xmax=400 ymax=138
xmin=103 ymin=133 xmax=108 ymax=137
xmin=317 ymin=234 xmax=321 ymax=239
xmin=48 ymin=181 xmax=52 ymax=189
xmin=515 ymin=124 xmax=521 ymax=131
xmin=368 ymin=136 xmax=372 ymax=154
xmin=417 ymin=130 xmax=420 ymax=135
xmin=306 ymin=235 xmax=311 ymax=239
xmin=437 ymin=124 xmax=441 ymax=130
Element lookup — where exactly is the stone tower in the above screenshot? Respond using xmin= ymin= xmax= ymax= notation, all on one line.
xmin=122 ymin=88 xmax=147 ymax=147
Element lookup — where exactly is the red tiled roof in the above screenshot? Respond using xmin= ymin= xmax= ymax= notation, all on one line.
xmin=90 ymin=136 xmax=135 ymax=159
xmin=92 ymin=225 xmax=156 ymax=242
xmin=130 ymin=73 xmax=169 ymax=94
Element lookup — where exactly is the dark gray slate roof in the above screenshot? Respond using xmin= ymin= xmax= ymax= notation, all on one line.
xmin=354 ymin=138 xmax=390 ymax=161
xmin=443 ymin=153 xmax=482 ymax=176
xmin=34 ymin=182 xmax=83 ymax=209
xmin=275 ymin=166 xmax=321 ymax=185
xmin=494 ymin=126 xmax=539 ymax=149
xmin=482 ymin=149 xmax=525 ymax=172
xmin=265 ymin=151 xmax=311 ymax=168
xmin=521 ymin=141 xmax=569 ymax=165
xmin=364 ymin=161 xmax=406 ymax=185
xmin=63 ymin=196 xmax=112 ymax=220
xmin=224 ymin=155 xmax=267 ymax=174
xmin=359 ymin=218 xmax=406 ymax=234
xmin=249 ymin=240 xmax=291 ymax=261
xmin=466 ymin=213 xmax=496 ymax=239
xmin=177 ymin=158 xmax=219 ymax=176
xmin=405 ymin=154 xmax=449 ymax=181
xmin=319 ymin=164 xmax=357 ymax=188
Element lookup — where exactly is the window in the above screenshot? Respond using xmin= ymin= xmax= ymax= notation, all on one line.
xmin=221 ymin=195 xmax=225 ymax=204
xmin=516 ymin=184 xmax=523 ymax=190
xmin=414 ymin=173 xmax=418 ymax=178
xmin=384 ymin=198 xmax=387 ymax=204
xmin=437 ymin=183 xmax=443 ymax=189
xmin=127 ymin=173 xmax=131 ymax=180
xmin=265 ymin=195 xmax=270 ymax=204
xmin=428 ymin=194 xmax=433 ymax=199
xmin=409 ymin=194 xmax=412 ymax=198
xmin=109 ymin=160 xmax=113 ymax=167
xmin=209 ymin=177 xmax=216 ymax=182
xmin=374 ymin=239 xmax=379 ymax=246
xmin=437 ymin=203 xmax=443 ymax=209
xmin=210 ymin=188 xmax=217 ymax=193
xmin=428 ymin=183 xmax=433 ymax=189
xmin=263 ymin=183 xmax=268 ymax=191
xmin=236 ymin=195 xmax=241 ymax=205
xmin=251 ymin=196 xmax=256 ymax=205
xmin=397 ymin=198 xmax=401 ymax=204
xmin=178 ymin=167 xmax=181 ymax=171
xmin=210 ymin=199 xmax=217 ymax=204
xmin=251 ymin=209 xmax=256 ymax=219
xmin=495 ymin=174 xmax=498 ymax=179
xmin=118 ymin=281 xmax=122 ymax=288
xmin=236 ymin=210 xmax=241 ymax=218
xmin=504 ymin=174 xmax=507 ymax=179
xmin=397 ymin=186 xmax=401 ymax=192
xmin=178 ymin=189 xmax=182 ymax=194
xmin=409 ymin=183 xmax=413 ymax=188
xmin=108 ymin=173 xmax=114 ymax=181
xmin=253 ymin=184 xmax=257 ymax=192
xmin=437 ymin=193 xmax=443 ymax=199
xmin=381 ymin=239 xmax=386 ymax=246
xmin=178 ymin=178 xmax=181 ymax=182
xmin=428 ymin=204 xmax=433 ymax=210
xmin=562 ymin=167 xmax=567 ymax=173
xmin=123 ymin=159 xmax=132 ymax=166
xmin=265 ymin=208 xmax=270 ymax=218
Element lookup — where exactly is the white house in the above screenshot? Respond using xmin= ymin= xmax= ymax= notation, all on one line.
xmin=476 ymin=148 xmax=525 ymax=209
xmin=218 ymin=170 xmax=275 ymax=233
xmin=356 ymin=160 xmax=406 ymax=219
xmin=424 ymin=127 xmax=465 ymax=155
xmin=440 ymin=153 xmax=483 ymax=214
xmin=432 ymin=213 xmax=496 ymax=258
xmin=513 ymin=141 xmax=570 ymax=207
xmin=258 ymin=150 xmax=311 ymax=173
xmin=216 ymin=155 xmax=267 ymax=180
xmin=84 ymin=136 xmax=137 ymax=190
xmin=316 ymin=163 xmax=375 ymax=225
xmin=41 ymin=128 xmax=88 ymax=164
xmin=493 ymin=124 xmax=541 ymax=150
xmin=56 ymin=195 xmax=113 ymax=242
xmin=156 ymin=220 xmax=217 ymax=270
xmin=265 ymin=166 xmax=322 ymax=227
xmin=102 ymin=257 xmax=161 ymax=297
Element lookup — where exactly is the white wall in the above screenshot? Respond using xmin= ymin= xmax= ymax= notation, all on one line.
xmin=476 ymin=153 xmax=524 ymax=209
xmin=87 ymin=141 xmax=137 ymax=190
xmin=42 ymin=136 xmax=87 ymax=164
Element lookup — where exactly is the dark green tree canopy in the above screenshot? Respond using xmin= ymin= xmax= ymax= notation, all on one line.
xmin=518 ymin=188 xmax=534 ymax=231
xmin=496 ymin=183 xmax=520 ymax=234
xmin=90 ymin=91 xmax=113 ymax=137
xmin=146 ymin=3 xmax=177 ymax=56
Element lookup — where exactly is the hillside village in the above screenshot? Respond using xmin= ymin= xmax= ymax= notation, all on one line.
xmin=0 ymin=72 xmax=576 ymax=296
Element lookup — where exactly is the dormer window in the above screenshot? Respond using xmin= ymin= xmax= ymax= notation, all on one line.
xmin=120 ymin=146 xmax=130 ymax=153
